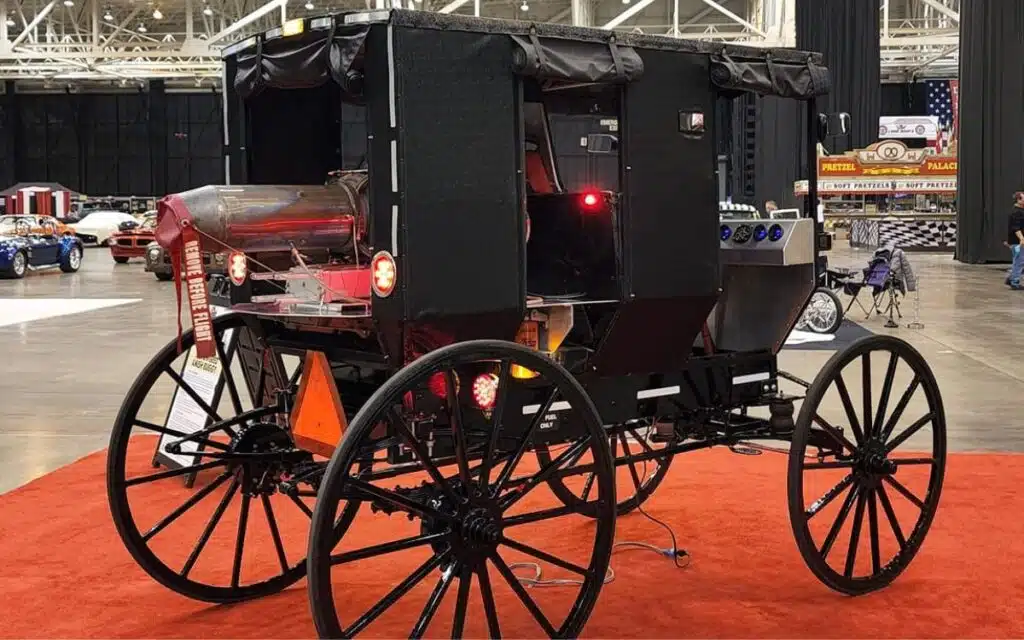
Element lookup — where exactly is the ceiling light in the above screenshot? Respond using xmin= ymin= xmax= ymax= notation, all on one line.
xmin=151 ymin=7 xmax=162 ymax=19
xmin=137 ymin=22 xmax=147 ymax=32
xmin=304 ymin=1 xmax=313 ymax=8
xmin=202 ymin=5 xmax=212 ymax=15
xmin=63 ymin=0 xmax=74 ymax=6
xmin=103 ymin=9 xmax=113 ymax=20
xmin=4 ymin=17 xmax=14 ymax=26
xmin=520 ymin=1 xmax=528 ymax=10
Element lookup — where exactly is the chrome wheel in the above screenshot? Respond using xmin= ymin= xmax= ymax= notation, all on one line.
xmin=12 ymin=252 xmax=26 ymax=277
xmin=69 ymin=247 xmax=82 ymax=270
xmin=802 ymin=288 xmax=843 ymax=335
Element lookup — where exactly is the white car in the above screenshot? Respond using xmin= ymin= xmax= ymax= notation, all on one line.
xmin=68 ymin=210 xmax=139 ymax=246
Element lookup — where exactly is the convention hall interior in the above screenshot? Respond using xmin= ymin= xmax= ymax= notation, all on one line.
xmin=1 ymin=0 xmax=1021 ymax=637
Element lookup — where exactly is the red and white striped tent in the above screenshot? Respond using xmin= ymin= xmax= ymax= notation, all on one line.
xmin=0 ymin=182 xmax=81 ymax=219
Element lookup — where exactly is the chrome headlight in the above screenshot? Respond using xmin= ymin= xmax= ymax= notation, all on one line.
xmin=148 ymin=248 xmax=161 ymax=260
xmin=213 ymin=253 xmax=225 ymax=265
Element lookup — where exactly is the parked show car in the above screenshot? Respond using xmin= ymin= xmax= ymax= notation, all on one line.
xmin=144 ymin=241 xmax=225 ymax=281
xmin=67 ymin=210 xmax=137 ymax=246
xmin=108 ymin=213 xmax=157 ymax=264
xmin=0 ymin=215 xmax=83 ymax=278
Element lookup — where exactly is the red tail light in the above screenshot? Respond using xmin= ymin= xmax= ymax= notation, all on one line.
xmin=581 ymin=192 xmax=600 ymax=209
xmin=472 ymin=373 xmax=499 ymax=410
xmin=228 ymin=251 xmax=247 ymax=286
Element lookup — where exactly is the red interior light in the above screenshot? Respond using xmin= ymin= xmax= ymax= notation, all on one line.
xmin=472 ymin=373 xmax=499 ymax=410
xmin=582 ymin=192 xmax=600 ymax=208
xmin=427 ymin=372 xmax=448 ymax=399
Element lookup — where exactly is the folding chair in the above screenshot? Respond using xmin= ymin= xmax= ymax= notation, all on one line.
xmin=841 ymin=254 xmax=904 ymax=328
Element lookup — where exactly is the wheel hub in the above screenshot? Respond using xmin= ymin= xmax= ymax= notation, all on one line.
xmin=460 ymin=508 xmax=502 ymax=546
xmin=229 ymin=422 xmax=308 ymax=495
xmin=857 ymin=439 xmax=897 ymax=478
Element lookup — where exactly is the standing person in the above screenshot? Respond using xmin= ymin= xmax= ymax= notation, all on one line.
xmin=1007 ymin=192 xmax=1024 ymax=289
xmin=765 ymin=200 xmax=778 ymax=218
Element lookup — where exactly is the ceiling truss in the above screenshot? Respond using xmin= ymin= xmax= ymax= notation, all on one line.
xmin=0 ymin=0 xmax=961 ymax=89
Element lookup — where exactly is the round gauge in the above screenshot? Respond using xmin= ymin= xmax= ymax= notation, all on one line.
xmin=720 ymin=224 xmax=732 ymax=241
xmin=768 ymin=223 xmax=784 ymax=241
xmin=732 ymin=224 xmax=753 ymax=244
xmin=753 ymin=224 xmax=768 ymax=242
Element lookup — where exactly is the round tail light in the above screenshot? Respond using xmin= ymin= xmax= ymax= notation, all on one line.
xmin=228 ymin=250 xmax=247 ymax=285
xmin=472 ymin=373 xmax=499 ymax=410
xmin=371 ymin=251 xmax=397 ymax=297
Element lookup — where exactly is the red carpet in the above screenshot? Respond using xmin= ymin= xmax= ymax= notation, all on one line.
xmin=1 ymin=446 xmax=1021 ymax=638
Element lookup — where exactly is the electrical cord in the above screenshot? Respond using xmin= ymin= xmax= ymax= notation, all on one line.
xmin=511 ymin=435 xmax=690 ymax=589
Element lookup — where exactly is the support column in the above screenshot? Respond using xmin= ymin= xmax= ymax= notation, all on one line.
xmin=571 ymin=0 xmax=593 ymax=27
xmin=0 ymin=81 xmax=16 ymax=187
xmin=956 ymin=0 xmax=1024 ymax=263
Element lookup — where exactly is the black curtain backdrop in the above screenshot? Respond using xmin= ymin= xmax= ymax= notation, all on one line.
xmin=754 ymin=96 xmax=803 ymax=209
xmin=957 ymin=0 xmax=1024 ymax=263
xmin=881 ymin=82 xmax=927 ymax=117
xmin=796 ymin=0 xmax=880 ymax=153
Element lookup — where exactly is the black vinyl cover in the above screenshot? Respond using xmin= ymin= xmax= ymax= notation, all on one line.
xmin=710 ymin=53 xmax=831 ymax=100
xmin=511 ymin=34 xmax=644 ymax=84
xmin=233 ymin=25 xmax=368 ymax=99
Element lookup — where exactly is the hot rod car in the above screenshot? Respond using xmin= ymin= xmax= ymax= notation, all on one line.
xmin=109 ymin=213 xmax=157 ymax=264
xmin=144 ymin=240 xmax=225 ymax=281
xmin=0 ymin=214 xmax=83 ymax=278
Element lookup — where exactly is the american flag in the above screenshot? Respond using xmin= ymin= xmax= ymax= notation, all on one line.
xmin=926 ymin=79 xmax=954 ymax=128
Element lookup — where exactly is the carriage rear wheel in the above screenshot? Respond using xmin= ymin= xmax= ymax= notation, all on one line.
xmin=107 ymin=313 xmax=332 ymax=603
xmin=535 ymin=422 xmax=675 ymax=517
xmin=788 ymin=335 xmax=945 ymax=595
xmin=308 ymin=340 xmax=616 ymax=639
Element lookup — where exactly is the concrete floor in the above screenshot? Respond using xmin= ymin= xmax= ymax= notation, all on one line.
xmin=0 ymin=244 xmax=1019 ymax=494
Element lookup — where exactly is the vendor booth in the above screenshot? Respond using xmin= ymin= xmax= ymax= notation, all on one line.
xmin=0 ymin=182 xmax=81 ymax=219
xmin=795 ymin=140 xmax=957 ymax=251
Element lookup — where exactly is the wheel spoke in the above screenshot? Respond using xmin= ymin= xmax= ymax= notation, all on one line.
xmin=141 ymin=471 xmax=232 ymax=542
xmin=883 ymin=475 xmax=925 ymax=510
xmin=892 ymin=457 xmax=935 ymax=466
xmin=879 ymin=375 xmax=921 ymax=442
xmin=500 ymin=436 xmax=591 ymax=512
xmin=215 ymin=335 xmax=245 ymax=417
xmin=861 ymin=353 xmax=873 ymax=438
xmin=618 ymin=434 xmax=644 ymax=493
xmin=261 ymin=494 xmax=290 ymax=573
xmin=812 ymin=414 xmax=859 ymax=455
xmin=868 ymin=489 xmax=881 ymax=574
xmin=876 ymin=484 xmax=907 ymax=550
xmin=843 ymin=490 xmax=867 ymax=578
xmin=387 ymin=408 xmax=462 ymax=507
xmin=490 ymin=551 xmax=558 ymax=636
xmin=123 ymin=459 xmax=227 ymax=487
xmin=445 ymin=371 xmax=474 ymax=493
xmin=480 ymin=359 xmax=512 ymax=487
xmin=410 ymin=563 xmax=456 ymax=639
xmin=163 ymin=365 xmax=224 ymax=424
xmin=805 ymin=473 xmax=853 ymax=519
xmin=289 ymin=493 xmax=314 ymax=519
xmin=504 ymin=504 xmax=578 ymax=528
xmin=833 ymin=373 xmax=865 ymax=446
xmin=231 ymin=492 xmax=251 ymax=588
xmin=492 ymin=387 xmax=559 ymax=498
xmin=885 ymin=412 xmax=934 ymax=454
xmin=451 ymin=565 xmax=472 ymax=639
xmin=873 ymin=352 xmax=900 ymax=438
xmin=181 ymin=476 xmax=239 ymax=578
xmin=331 ymin=532 xmax=448 ymax=566
xmin=477 ymin=563 xmax=501 ymax=639
xmin=820 ymin=485 xmax=859 ymax=559
xmin=501 ymin=536 xmax=590 ymax=576
xmin=803 ymin=460 xmax=855 ymax=470
xmin=133 ymin=420 xmax=230 ymax=451
xmin=343 ymin=552 xmax=450 ymax=637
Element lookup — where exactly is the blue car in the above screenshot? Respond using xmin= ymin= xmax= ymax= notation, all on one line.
xmin=0 ymin=215 xmax=84 ymax=279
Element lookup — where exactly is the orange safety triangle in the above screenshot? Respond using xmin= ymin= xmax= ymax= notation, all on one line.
xmin=290 ymin=351 xmax=348 ymax=459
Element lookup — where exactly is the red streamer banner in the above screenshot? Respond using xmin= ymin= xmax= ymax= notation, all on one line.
xmin=180 ymin=224 xmax=216 ymax=359
xmin=949 ymin=79 xmax=960 ymax=143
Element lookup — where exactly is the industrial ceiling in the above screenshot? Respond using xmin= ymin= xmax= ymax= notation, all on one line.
xmin=0 ymin=0 xmax=960 ymax=88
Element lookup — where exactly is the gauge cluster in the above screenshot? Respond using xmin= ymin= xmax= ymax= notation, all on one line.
xmin=718 ymin=217 xmax=815 ymax=266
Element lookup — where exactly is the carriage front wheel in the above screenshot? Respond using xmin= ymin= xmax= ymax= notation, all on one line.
xmin=787 ymin=334 xmax=946 ymax=595
xmin=307 ymin=340 xmax=616 ymax=638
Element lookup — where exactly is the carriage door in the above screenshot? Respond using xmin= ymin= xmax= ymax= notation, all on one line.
xmin=33 ymin=216 xmax=60 ymax=264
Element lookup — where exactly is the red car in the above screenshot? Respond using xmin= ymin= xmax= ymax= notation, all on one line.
xmin=108 ymin=213 xmax=156 ymax=264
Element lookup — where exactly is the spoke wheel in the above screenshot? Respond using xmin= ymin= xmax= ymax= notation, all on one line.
xmin=801 ymin=287 xmax=844 ymax=335
xmin=788 ymin=334 xmax=946 ymax=595
xmin=107 ymin=313 xmax=330 ymax=603
xmin=535 ymin=422 xmax=674 ymax=517
xmin=308 ymin=340 xmax=615 ymax=639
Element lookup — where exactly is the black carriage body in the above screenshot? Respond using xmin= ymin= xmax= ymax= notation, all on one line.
xmin=220 ymin=10 xmax=829 ymax=435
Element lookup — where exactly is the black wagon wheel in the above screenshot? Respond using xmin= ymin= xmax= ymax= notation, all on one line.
xmin=535 ymin=420 xmax=675 ymax=517
xmin=308 ymin=339 xmax=616 ymax=639
xmin=107 ymin=313 xmax=336 ymax=604
xmin=788 ymin=334 xmax=946 ymax=595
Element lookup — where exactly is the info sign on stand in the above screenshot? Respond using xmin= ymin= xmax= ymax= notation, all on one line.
xmin=153 ymin=305 xmax=237 ymax=488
